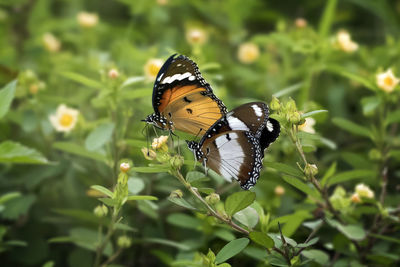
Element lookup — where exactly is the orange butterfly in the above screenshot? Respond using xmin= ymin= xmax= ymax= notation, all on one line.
xmin=144 ymin=54 xmax=227 ymax=136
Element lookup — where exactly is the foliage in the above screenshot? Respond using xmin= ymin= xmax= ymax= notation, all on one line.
xmin=1 ymin=0 xmax=400 ymax=266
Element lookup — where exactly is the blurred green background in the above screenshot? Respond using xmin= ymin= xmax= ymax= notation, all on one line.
xmin=1 ymin=0 xmax=400 ymax=266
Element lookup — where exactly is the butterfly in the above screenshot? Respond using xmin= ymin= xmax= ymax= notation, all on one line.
xmin=144 ymin=54 xmax=227 ymax=136
xmin=187 ymin=102 xmax=280 ymax=189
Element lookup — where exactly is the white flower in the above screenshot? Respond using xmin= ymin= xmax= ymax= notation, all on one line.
xmin=42 ymin=33 xmax=61 ymax=52
xmin=238 ymin=43 xmax=260 ymax=64
xmin=298 ymin=117 xmax=316 ymax=134
xmin=152 ymin=135 xmax=168 ymax=150
xmin=49 ymin=104 xmax=79 ymax=133
xmin=376 ymin=68 xmax=399 ymax=93
xmin=355 ymin=183 xmax=374 ymax=199
xmin=336 ymin=30 xmax=358 ymax=53
xmin=186 ymin=27 xmax=208 ymax=45
xmin=77 ymin=12 xmax=99 ymax=28
xmin=144 ymin=58 xmax=163 ymax=81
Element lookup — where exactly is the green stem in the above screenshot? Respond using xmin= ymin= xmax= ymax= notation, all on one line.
xmin=94 ymin=212 xmax=119 ymax=267
xmin=172 ymin=170 xmax=249 ymax=235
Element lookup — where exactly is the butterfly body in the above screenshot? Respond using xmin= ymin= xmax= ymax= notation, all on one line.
xmin=145 ymin=54 xmax=227 ymax=135
xmin=187 ymin=102 xmax=280 ymax=189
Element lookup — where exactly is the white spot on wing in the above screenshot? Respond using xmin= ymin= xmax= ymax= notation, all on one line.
xmin=252 ymin=104 xmax=263 ymax=117
xmin=161 ymin=72 xmax=194 ymax=84
xmin=157 ymin=73 xmax=164 ymax=82
xmin=227 ymin=117 xmax=249 ymax=131
xmin=267 ymin=121 xmax=273 ymax=132
xmin=214 ymin=133 xmax=245 ymax=182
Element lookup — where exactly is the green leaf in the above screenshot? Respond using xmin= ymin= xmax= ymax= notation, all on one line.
xmin=249 ymin=231 xmax=274 ymax=249
xmin=326 ymin=65 xmax=376 ymax=91
xmin=361 ymin=96 xmax=380 ymax=116
xmin=318 ymin=0 xmax=338 ymax=37
xmin=0 ymin=80 xmax=17 ymax=119
xmin=326 ymin=170 xmax=375 ymax=186
xmin=0 ymin=141 xmax=49 ymax=164
xmin=282 ymin=175 xmax=321 ymax=199
xmin=131 ymin=166 xmax=170 ymax=173
xmin=327 ymin=219 xmax=366 ymax=241
xmin=267 ymin=162 xmax=305 ymax=178
xmin=53 ymin=209 xmax=105 ymax=225
xmin=166 ymin=213 xmax=201 ymax=230
xmin=301 ymin=110 xmax=328 ymax=119
xmin=127 ymin=177 xmax=145 ymax=195
xmin=214 ymin=230 xmax=236 ymax=242
xmin=142 ymin=238 xmax=190 ymax=250
xmin=85 ymin=122 xmax=115 ymax=151
xmin=60 ymin=71 xmax=102 ymax=89
xmin=215 ymin=238 xmax=250 ymax=264
xmin=302 ymin=249 xmax=329 ymax=265
xmin=273 ymin=82 xmax=302 ymax=98
xmin=167 ymin=196 xmax=196 ymax=210
xmin=225 ymin=191 xmax=256 ymax=217
xmin=90 ymin=185 xmax=113 ymax=198
xmin=120 ymin=76 xmax=145 ymax=88
xmin=126 ymin=195 xmax=158 ymax=201
xmin=186 ymin=171 xmax=206 ymax=182
xmin=321 ymin=162 xmax=337 ymax=187
xmin=233 ymin=206 xmax=259 ymax=228
xmin=296 ymin=237 xmax=319 ymax=248
xmin=385 ymin=109 xmax=400 ymax=126
xmin=332 ymin=117 xmax=372 ymax=139
xmin=53 ymin=142 xmax=107 ymax=162
xmin=98 ymin=198 xmax=118 ymax=207
xmin=124 ymin=139 xmax=147 ymax=148
xmin=0 ymin=192 xmax=21 ymax=205
xmin=1 ymin=195 xmax=36 ymax=220
xmin=369 ymin=233 xmax=400 ymax=245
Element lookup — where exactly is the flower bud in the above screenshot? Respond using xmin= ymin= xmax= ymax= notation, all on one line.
xmin=270 ymin=96 xmax=281 ymax=111
xmin=205 ymin=193 xmax=220 ymax=205
xmin=120 ymin=162 xmax=131 ymax=173
xmin=288 ymin=111 xmax=301 ymax=124
xmin=285 ymin=98 xmax=297 ymax=113
xmin=29 ymin=84 xmax=39 ymax=94
xmin=274 ymin=185 xmax=285 ymax=196
xmin=117 ymin=236 xmax=132 ymax=248
xmin=108 ymin=69 xmax=119 ymax=79
xmin=170 ymin=189 xmax=183 ymax=198
xmin=94 ymin=205 xmax=108 ymax=217
xmin=355 ymin=183 xmax=374 ymax=199
xmin=368 ymin=149 xmax=381 ymax=161
xmin=304 ymin=163 xmax=318 ymax=177
xmin=141 ymin=147 xmax=157 ymax=160
xmin=350 ymin=193 xmax=361 ymax=204
xmin=295 ymin=18 xmax=307 ymax=28
xmin=170 ymin=155 xmax=184 ymax=169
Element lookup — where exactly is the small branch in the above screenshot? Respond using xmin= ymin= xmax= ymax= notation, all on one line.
xmin=94 ymin=213 xmax=118 ymax=267
xmin=295 ymin=221 xmax=323 ymax=256
xmin=101 ymin=248 xmax=123 ymax=267
xmin=173 ymin=170 xmax=249 ymax=235
xmin=278 ymin=222 xmax=292 ymax=266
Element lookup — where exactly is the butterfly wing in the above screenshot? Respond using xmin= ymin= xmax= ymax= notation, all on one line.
xmin=151 ymin=54 xmax=226 ymax=135
xmin=201 ymin=130 xmax=263 ymax=189
xmin=260 ymin=118 xmax=280 ymax=154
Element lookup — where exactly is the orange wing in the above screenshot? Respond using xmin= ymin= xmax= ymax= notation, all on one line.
xmin=159 ymin=85 xmax=224 ymax=135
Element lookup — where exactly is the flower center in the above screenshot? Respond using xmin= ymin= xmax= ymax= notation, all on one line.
xmin=149 ymin=64 xmax=161 ymax=77
xmin=59 ymin=114 xmax=74 ymax=127
xmin=383 ymin=76 xmax=394 ymax=87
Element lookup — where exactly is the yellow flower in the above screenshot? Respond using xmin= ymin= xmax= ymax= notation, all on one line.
xmin=238 ymin=43 xmax=260 ymax=64
xmin=49 ymin=104 xmax=79 ymax=133
xmin=151 ymin=135 xmax=168 ymax=150
xmin=108 ymin=68 xmax=119 ymax=79
xmin=376 ymin=68 xmax=399 ymax=93
xmin=77 ymin=12 xmax=99 ymax=28
xmin=295 ymin=18 xmax=307 ymax=28
xmin=298 ymin=117 xmax=316 ymax=134
xmin=274 ymin=185 xmax=285 ymax=196
xmin=355 ymin=183 xmax=374 ymax=199
xmin=351 ymin=193 xmax=361 ymax=204
xmin=144 ymin=58 xmax=163 ymax=81
xmin=42 ymin=33 xmax=61 ymax=52
xmin=336 ymin=30 xmax=358 ymax=53
xmin=186 ymin=27 xmax=208 ymax=45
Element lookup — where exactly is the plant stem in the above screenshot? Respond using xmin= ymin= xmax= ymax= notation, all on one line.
xmin=172 ymin=169 xmax=249 ymax=235
xmin=94 ymin=212 xmax=118 ymax=267
xmin=101 ymin=248 xmax=123 ymax=267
